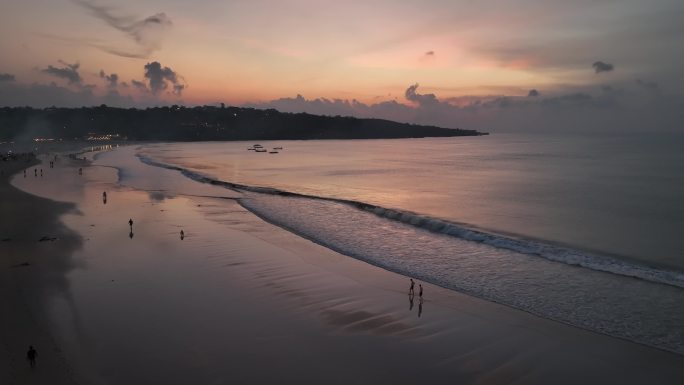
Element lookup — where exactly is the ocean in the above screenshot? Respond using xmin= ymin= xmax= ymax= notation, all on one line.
xmin=96 ymin=132 xmax=684 ymax=354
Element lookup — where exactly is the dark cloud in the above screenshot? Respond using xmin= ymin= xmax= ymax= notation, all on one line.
xmin=0 ymin=80 xmax=134 ymax=107
xmin=405 ymin=83 xmax=439 ymax=107
xmin=592 ymin=61 xmax=614 ymax=73
xmin=0 ymin=73 xmax=15 ymax=82
xmin=41 ymin=61 xmax=82 ymax=84
xmin=99 ymin=70 xmax=119 ymax=88
xmin=131 ymin=79 xmax=147 ymax=91
xmin=528 ymin=89 xmax=539 ymax=97
xmin=71 ymin=0 xmax=172 ymax=58
xmin=143 ymin=61 xmax=185 ymax=95
xmin=247 ymin=81 xmax=684 ymax=133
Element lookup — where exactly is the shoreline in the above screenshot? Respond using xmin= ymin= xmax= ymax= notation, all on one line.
xmin=0 ymin=154 xmax=84 ymax=384
xmin=4 ymin=146 xmax=684 ymax=384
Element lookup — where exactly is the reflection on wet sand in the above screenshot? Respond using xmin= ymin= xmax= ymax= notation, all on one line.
xmin=320 ymin=308 xmax=418 ymax=336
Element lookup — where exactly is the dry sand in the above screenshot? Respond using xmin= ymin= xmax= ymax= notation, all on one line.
xmin=3 ymin=147 xmax=684 ymax=385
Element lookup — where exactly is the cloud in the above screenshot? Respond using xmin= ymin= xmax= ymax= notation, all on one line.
xmin=131 ymin=79 xmax=147 ymax=91
xmin=0 ymin=80 xmax=134 ymax=107
xmin=247 ymin=81 xmax=684 ymax=133
xmin=99 ymin=70 xmax=119 ymax=88
xmin=405 ymin=83 xmax=439 ymax=107
xmin=528 ymin=89 xmax=540 ymax=97
xmin=143 ymin=61 xmax=185 ymax=95
xmin=0 ymin=73 xmax=15 ymax=82
xmin=70 ymin=0 xmax=172 ymax=58
xmin=172 ymin=84 xmax=185 ymax=95
xmin=41 ymin=61 xmax=82 ymax=84
xmin=592 ymin=61 xmax=614 ymax=73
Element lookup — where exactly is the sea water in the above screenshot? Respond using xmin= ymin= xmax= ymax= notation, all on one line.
xmin=96 ymin=132 xmax=684 ymax=354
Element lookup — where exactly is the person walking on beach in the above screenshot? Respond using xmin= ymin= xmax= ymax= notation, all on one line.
xmin=26 ymin=345 xmax=37 ymax=368
xmin=409 ymin=279 xmax=415 ymax=295
xmin=180 ymin=230 xmax=185 ymax=240
xmin=129 ymin=219 xmax=133 ymax=228
xmin=419 ymin=284 xmax=423 ymax=299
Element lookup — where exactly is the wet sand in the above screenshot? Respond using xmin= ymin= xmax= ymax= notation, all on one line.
xmin=4 ymin=148 xmax=684 ymax=384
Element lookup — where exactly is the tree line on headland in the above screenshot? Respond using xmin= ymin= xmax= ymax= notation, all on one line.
xmin=0 ymin=105 xmax=486 ymax=142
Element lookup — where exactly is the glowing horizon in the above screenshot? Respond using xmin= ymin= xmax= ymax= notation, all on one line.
xmin=2 ymin=0 xmax=683 ymax=131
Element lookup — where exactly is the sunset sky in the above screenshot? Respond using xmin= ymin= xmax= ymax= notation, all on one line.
xmin=1 ymin=0 xmax=683 ymax=131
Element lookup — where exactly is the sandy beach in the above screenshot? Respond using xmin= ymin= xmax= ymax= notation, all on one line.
xmin=0 ymin=153 xmax=83 ymax=385
xmin=2 ymin=147 xmax=684 ymax=385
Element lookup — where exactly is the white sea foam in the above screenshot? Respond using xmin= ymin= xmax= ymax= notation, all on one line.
xmin=138 ymin=153 xmax=684 ymax=289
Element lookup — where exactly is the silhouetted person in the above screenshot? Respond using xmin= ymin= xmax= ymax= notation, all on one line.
xmin=180 ymin=230 xmax=185 ymax=240
xmin=418 ymin=297 xmax=424 ymax=318
xmin=128 ymin=219 xmax=133 ymax=227
xmin=27 ymin=345 xmax=37 ymax=368
xmin=419 ymin=284 xmax=423 ymax=299
xmin=409 ymin=278 xmax=415 ymax=295
xmin=40 ymin=169 xmax=43 ymax=176
xmin=102 ymin=191 xmax=107 ymax=204
xmin=34 ymin=168 xmax=37 ymax=177
xmin=409 ymin=293 xmax=414 ymax=311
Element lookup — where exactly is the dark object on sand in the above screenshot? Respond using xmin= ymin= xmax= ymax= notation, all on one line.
xmin=180 ymin=230 xmax=185 ymax=240
xmin=11 ymin=262 xmax=31 ymax=268
xmin=38 ymin=236 xmax=57 ymax=242
xmin=27 ymin=345 xmax=37 ymax=368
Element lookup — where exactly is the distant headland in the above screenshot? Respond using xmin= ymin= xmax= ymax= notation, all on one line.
xmin=0 ymin=105 xmax=486 ymax=142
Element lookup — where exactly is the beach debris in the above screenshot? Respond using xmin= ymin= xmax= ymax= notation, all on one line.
xmin=38 ymin=236 xmax=58 ymax=242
